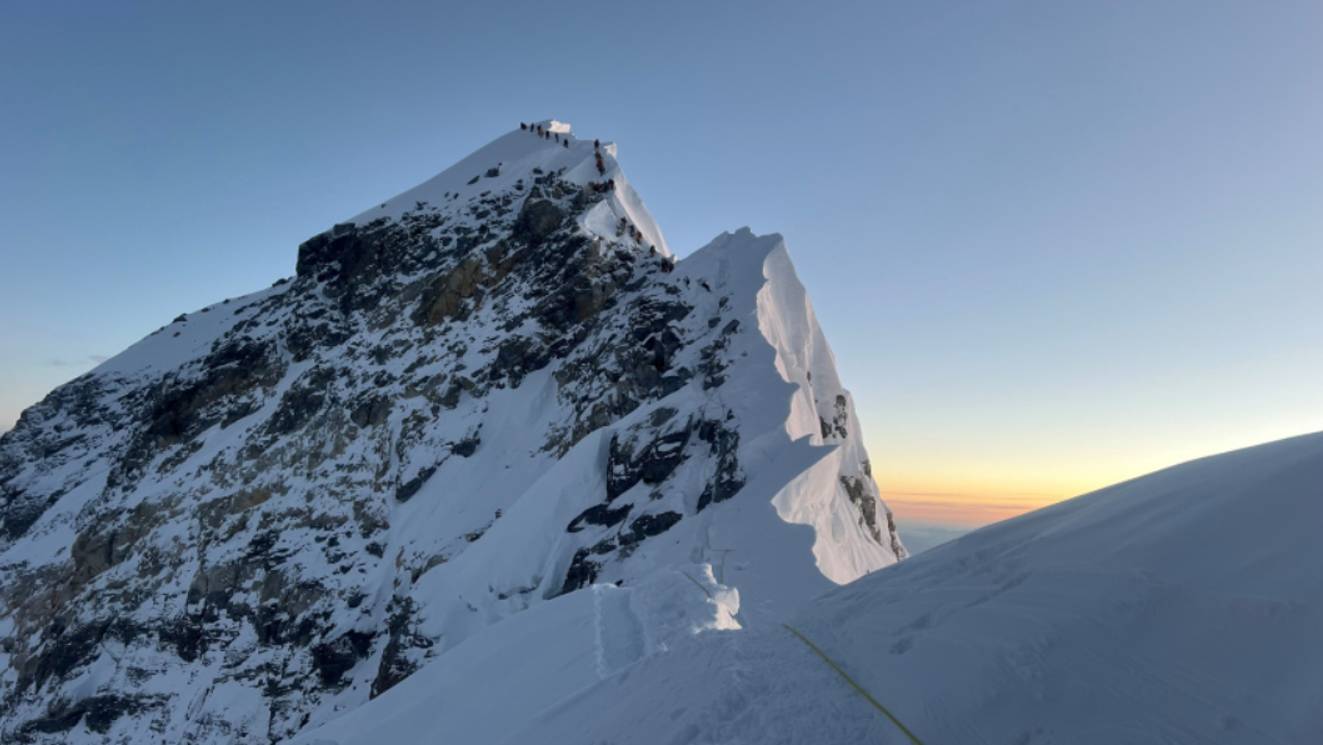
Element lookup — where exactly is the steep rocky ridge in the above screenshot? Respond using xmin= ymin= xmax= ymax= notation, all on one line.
xmin=0 ymin=120 xmax=904 ymax=743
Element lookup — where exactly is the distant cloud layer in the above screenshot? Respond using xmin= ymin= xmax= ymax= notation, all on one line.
xmin=45 ymin=354 xmax=109 ymax=367
xmin=884 ymin=489 xmax=1060 ymax=528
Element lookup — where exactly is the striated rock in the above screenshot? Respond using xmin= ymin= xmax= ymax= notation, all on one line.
xmin=511 ymin=198 xmax=563 ymax=244
xmin=413 ymin=255 xmax=488 ymax=326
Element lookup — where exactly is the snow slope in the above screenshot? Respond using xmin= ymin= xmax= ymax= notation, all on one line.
xmin=487 ymin=431 xmax=1323 ymax=745
xmin=295 ymin=567 xmax=736 ymax=745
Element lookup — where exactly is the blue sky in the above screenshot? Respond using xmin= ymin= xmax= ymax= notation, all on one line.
xmin=3 ymin=1 xmax=1321 ymax=527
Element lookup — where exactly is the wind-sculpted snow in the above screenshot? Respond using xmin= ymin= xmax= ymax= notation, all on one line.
xmin=0 ymin=121 xmax=902 ymax=743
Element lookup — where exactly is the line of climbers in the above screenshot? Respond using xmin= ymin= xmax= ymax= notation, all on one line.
xmin=519 ymin=122 xmax=570 ymax=148
xmin=515 ymin=123 xmax=671 ymax=273
xmin=617 ymin=216 xmax=648 ymax=244
xmin=517 ymin=123 xmax=608 ymax=172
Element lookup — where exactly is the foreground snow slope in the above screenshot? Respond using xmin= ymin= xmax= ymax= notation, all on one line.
xmin=497 ymin=431 xmax=1323 ymax=745
xmin=295 ymin=567 xmax=737 ymax=745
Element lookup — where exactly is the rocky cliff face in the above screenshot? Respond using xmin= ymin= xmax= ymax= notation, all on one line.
xmin=0 ymin=120 xmax=905 ymax=743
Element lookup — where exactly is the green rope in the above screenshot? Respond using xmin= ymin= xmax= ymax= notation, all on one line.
xmin=679 ymin=571 xmax=714 ymax=599
xmin=782 ymin=623 xmax=927 ymax=745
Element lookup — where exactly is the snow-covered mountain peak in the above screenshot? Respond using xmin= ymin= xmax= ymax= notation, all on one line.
xmin=348 ymin=121 xmax=669 ymax=257
xmin=536 ymin=118 xmax=573 ymax=134
xmin=0 ymin=123 xmax=900 ymax=743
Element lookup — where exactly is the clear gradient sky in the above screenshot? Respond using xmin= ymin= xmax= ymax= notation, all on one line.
xmin=3 ymin=2 xmax=1321 ymax=531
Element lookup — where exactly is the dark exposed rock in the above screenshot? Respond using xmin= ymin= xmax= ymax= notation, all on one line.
xmin=265 ymin=367 xmax=335 ymax=436
xmin=296 ymin=217 xmax=454 ymax=314
xmin=158 ymin=617 xmax=205 ymax=662
xmin=451 ymin=436 xmax=480 ymax=457
xmin=649 ymin=328 xmax=684 ymax=372
xmin=311 ymin=631 xmax=375 ymax=687
xmin=621 ymin=511 xmax=682 ymax=545
xmin=567 ymin=503 xmax=632 ymax=533
xmin=638 ymin=429 xmax=690 ymax=485
xmin=69 ymin=501 xmax=159 ymax=584
xmin=20 ymin=694 xmax=156 ymax=736
xmin=820 ymin=394 xmax=849 ymax=439
xmin=286 ymin=316 xmax=352 ymax=362
xmin=698 ymin=320 xmax=740 ymax=390
xmin=840 ymin=474 xmax=883 ymax=544
xmin=351 ymin=395 xmax=391 ymax=428
xmin=491 ymin=335 xmax=550 ymax=387
xmin=560 ymin=550 xmax=599 ymax=594
xmin=413 ymin=256 xmax=488 ymax=326
xmin=511 ymin=199 xmax=564 ymax=245
xmin=18 ymin=620 xmax=110 ymax=695
xmin=438 ymin=376 xmax=476 ymax=409
xmin=885 ymin=509 xmax=903 ymax=559
xmin=534 ymin=266 xmax=615 ymax=330
xmin=648 ymin=407 xmax=679 ymax=427
xmin=142 ymin=340 xmax=280 ymax=447
xmin=697 ymin=418 xmax=744 ymax=511
xmin=0 ymin=484 xmax=55 ymax=542
xmin=559 ymin=539 xmax=615 ymax=595
xmin=296 ymin=222 xmax=370 ymax=281
xmin=606 ymin=427 xmax=692 ymax=501
xmin=371 ymin=599 xmax=431 ymax=699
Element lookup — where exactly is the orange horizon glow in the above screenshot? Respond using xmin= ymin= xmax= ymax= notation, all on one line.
xmin=867 ymin=424 xmax=1323 ymax=529
xmin=873 ymin=466 xmax=1106 ymax=528
xmin=882 ymin=489 xmax=1064 ymax=527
